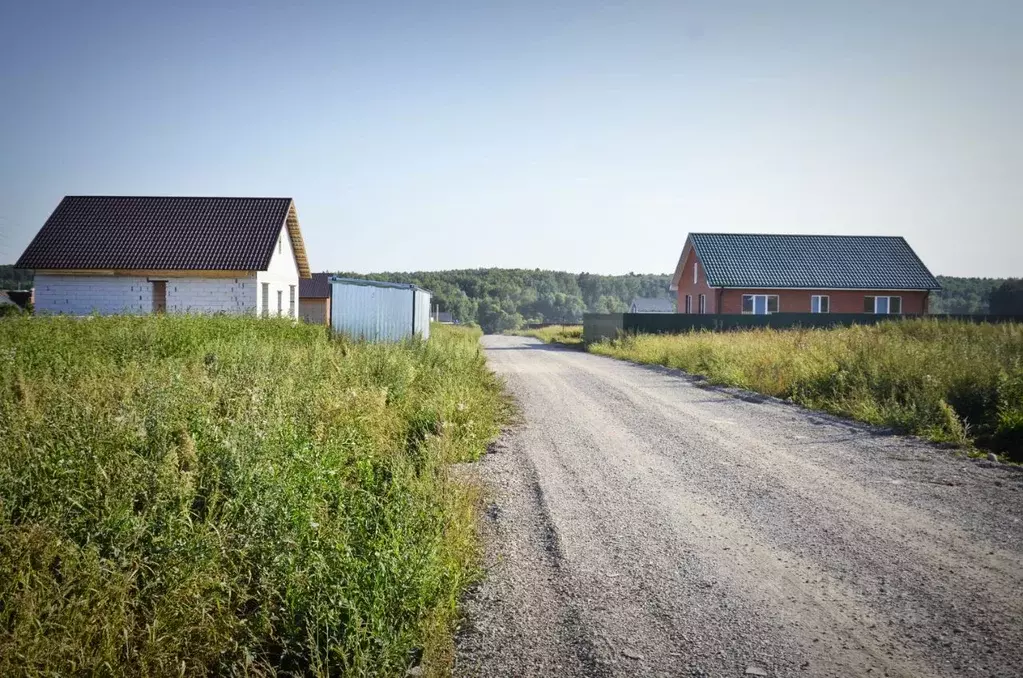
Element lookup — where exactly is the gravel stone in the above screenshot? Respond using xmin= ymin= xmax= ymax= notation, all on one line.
xmin=454 ymin=336 xmax=1023 ymax=678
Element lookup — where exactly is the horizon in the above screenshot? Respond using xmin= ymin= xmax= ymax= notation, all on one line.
xmin=5 ymin=261 xmax=1013 ymax=281
xmin=1 ymin=2 xmax=1021 ymax=278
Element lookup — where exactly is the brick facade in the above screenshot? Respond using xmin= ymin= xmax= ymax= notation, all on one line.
xmin=674 ymin=248 xmax=718 ymax=313
xmin=299 ymin=297 xmax=330 ymax=325
xmin=717 ymin=289 xmax=929 ymax=314
xmin=674 ymin=248 xmax=931 ymax=315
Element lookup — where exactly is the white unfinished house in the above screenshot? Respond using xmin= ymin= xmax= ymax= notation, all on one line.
xmin=16 ymin=196 xmax=311 ymax=316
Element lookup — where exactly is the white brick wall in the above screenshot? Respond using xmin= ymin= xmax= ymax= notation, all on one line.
xmin=35 ymin=274 xmax=258 ymax=315
xmin=165 ymin=276 xmax=258 ymax=314
xmin=256 ymin=224 xmax=301 ymax=319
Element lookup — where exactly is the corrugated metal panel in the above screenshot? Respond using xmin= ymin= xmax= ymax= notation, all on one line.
xmin=331 ymin=281 xmax=413 ymax=341
xmin=329 ymin=278 xmax=434 ymax=342
xmin=413 ymin=288 xmax=432 ymax=339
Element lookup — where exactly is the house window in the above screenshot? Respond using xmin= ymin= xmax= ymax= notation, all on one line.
xmin=278 ymin=235 xmax=283 ymax=254
xmin=698 ymin=294 xmax=706 ymax=314
xmin=864 ymin=296 xmax=902 ymax=314
xmin=289 ymin=285 xmax=296 ymax=318
xmin=277 ymin=290 xmax=283 ymax=316
xmin=811 ymin=295 xmax=830 ymax=314
xmin=742 ymin=294 xmax=780 ymax=315
xmin=684 ymin=294 xmax=692 ymax=314
xmin=694 ymin=260 xmax=698 ymax=285
xmin=261 ymin=283 xmax=269 ymax=316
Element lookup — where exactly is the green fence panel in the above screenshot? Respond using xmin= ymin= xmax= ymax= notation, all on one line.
xmin=584 ymin=313 xmax=1023 ymax=342
xmin=583 ymin=313 xmax=624 ymax=343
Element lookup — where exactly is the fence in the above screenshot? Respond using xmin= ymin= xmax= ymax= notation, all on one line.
xmin=583 ymin=312 xmax=1023 ymax=343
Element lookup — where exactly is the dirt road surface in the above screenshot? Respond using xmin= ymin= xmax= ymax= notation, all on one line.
xmin=454 ymin=335 xmax=1023 ymax=678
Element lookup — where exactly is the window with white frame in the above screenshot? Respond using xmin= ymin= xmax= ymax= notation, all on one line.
xmin=811 ymin=295 xmax=830 ymax=314
xmin=261 ymin=283 xmax=269 ymax=317
xmin=742 ymin=294 xmax=779 ymax=315
xmin=685 ymin=294 xmax=692 ymax=314
xmin=289 ymin=285 xmax=296 ymax=318
xmin=864 ymin=296 xmax=902 ymax=314
xmin=277 ymin=290 xmax=283 ymax=316
xmin=694 ymin=260 xmax=698 ymax=285
xmin=698 ymin=294 xmax=706 ymax=314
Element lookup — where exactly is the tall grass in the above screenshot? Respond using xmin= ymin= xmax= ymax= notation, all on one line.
xmin=509 ymin=325 xmax=583 ymax=346
xmin=0 ymin=316 xmax=506 ymax=676
xmin=591 ymin=319 xmax=1023 ymax=459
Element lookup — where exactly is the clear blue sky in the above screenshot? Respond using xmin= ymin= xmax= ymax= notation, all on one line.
xmin=1 ymin=1 xmax=1020 ymax=276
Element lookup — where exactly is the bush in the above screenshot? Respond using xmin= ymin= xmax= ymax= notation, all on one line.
xmin=591 ymin=319 xmax=1023 ymax=460
xmin=0 ymin=304 xmax=26 ymax=318
xmin=0 ymin=316 xmax=506 ymax=676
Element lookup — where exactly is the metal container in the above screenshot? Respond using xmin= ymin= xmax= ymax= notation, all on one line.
xmin=329 ymin=277 xmax=432 ymax=342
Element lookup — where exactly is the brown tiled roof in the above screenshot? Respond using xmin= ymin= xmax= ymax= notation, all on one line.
xmin=299 ymin=272 xmax=331 ymax=298
xmin=15 ymin=196 xmax=311 ymax=277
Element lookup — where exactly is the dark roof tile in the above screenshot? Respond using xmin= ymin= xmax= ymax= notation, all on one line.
xmin=299 ymin=272 xmax=331 ymax=298
xmin=688 ymin=234 xmax=940 ymax=290
xmin=16 ymin=196 xmax=296 ymax=272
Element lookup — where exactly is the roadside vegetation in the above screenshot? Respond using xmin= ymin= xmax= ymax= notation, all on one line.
xmin=0 ymin=316 xmax=506 ymax=676
xmin=591 ymin=319 xmax=1023 ymax=460
xmin=509 ymin=325 xmax=583 ymax=346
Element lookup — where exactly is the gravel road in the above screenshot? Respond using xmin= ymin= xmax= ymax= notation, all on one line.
xmin=453 ymin=335 xmax=1023 ymax=678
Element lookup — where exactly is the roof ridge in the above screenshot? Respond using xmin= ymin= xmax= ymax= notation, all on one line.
xmin=690 ymin=232 xmax=905 ymax=239
xmin=63 ymin=195 xmax=293 ymax=201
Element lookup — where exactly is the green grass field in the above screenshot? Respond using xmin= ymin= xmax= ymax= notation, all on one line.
xmin=0 ymin=316 xmax=507 ymax=676
xmin=509 ymin=325 xmax=583 ymax=346
xmin=590 ymin=320 xmax=1023 ymax=460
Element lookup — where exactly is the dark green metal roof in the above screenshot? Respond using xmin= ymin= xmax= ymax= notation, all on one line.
xmin=689 ymin=234 xmax=940 ymax=290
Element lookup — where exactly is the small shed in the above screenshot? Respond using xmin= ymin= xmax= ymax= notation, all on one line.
xmin=630 ymin=297 xmax=675 ymax=313
xmin=299 ymin=272 xmax=332 ymax=325
xmin=330 ymin=277 xmax=432 ymax=341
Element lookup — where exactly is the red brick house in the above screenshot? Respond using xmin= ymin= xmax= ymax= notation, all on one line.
xmin=669 ymin=234 xmax=940 ymax=315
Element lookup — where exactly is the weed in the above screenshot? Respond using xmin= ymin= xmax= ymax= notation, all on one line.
xmin=0 ymin=315 xmax=507 ymax=676
xmin=509 ymin=325 xmax=583 ymax=346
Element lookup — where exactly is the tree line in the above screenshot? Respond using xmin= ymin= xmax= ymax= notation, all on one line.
xmin=2 ymin=265 xmax=1020 ymax=333
xmin=337 ymin=269 xmax=675 ymax=333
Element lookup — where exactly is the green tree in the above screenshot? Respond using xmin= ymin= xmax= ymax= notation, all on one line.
xmin=989 ymin=279 xmax=1023 ymax=314
xmin=931 ymin=276 xmax=1002 ymax=314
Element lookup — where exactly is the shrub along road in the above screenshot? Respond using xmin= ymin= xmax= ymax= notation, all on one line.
xmin=455 ymin=335 xmax=1023 ymax=678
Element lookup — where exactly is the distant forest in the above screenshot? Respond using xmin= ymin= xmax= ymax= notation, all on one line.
xmin=340 ymin=271 xmax=1010 ymax=332
xmin=1 ymin=265 xmax=1012 ymax=333
xmin=338 ymin=269 xmax=675 ymax=332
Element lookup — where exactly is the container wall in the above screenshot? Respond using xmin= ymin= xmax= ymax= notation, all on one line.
xmin=331 ymin=282 xmax=414 ymax=341
xmin=413 ymin=289 xmax=432 ymax=339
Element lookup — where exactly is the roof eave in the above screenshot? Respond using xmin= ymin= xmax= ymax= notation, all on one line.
xmin=284 ymin=201 xmax=312 ymax=279
xmin=716 ymin=285 xmax=942 ymax=291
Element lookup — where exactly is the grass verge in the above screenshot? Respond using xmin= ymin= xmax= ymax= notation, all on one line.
xmin=509 ymin=325 xmax=583 ymax=347
xmin=589 ymin=319 xmax=1023 ymax=460
xmin=0 ymin=315 xmax=507 ymax=676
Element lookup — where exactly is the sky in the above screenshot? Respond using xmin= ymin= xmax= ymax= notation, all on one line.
xmin=0 ymin=1 xmax=1020 ymax=277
